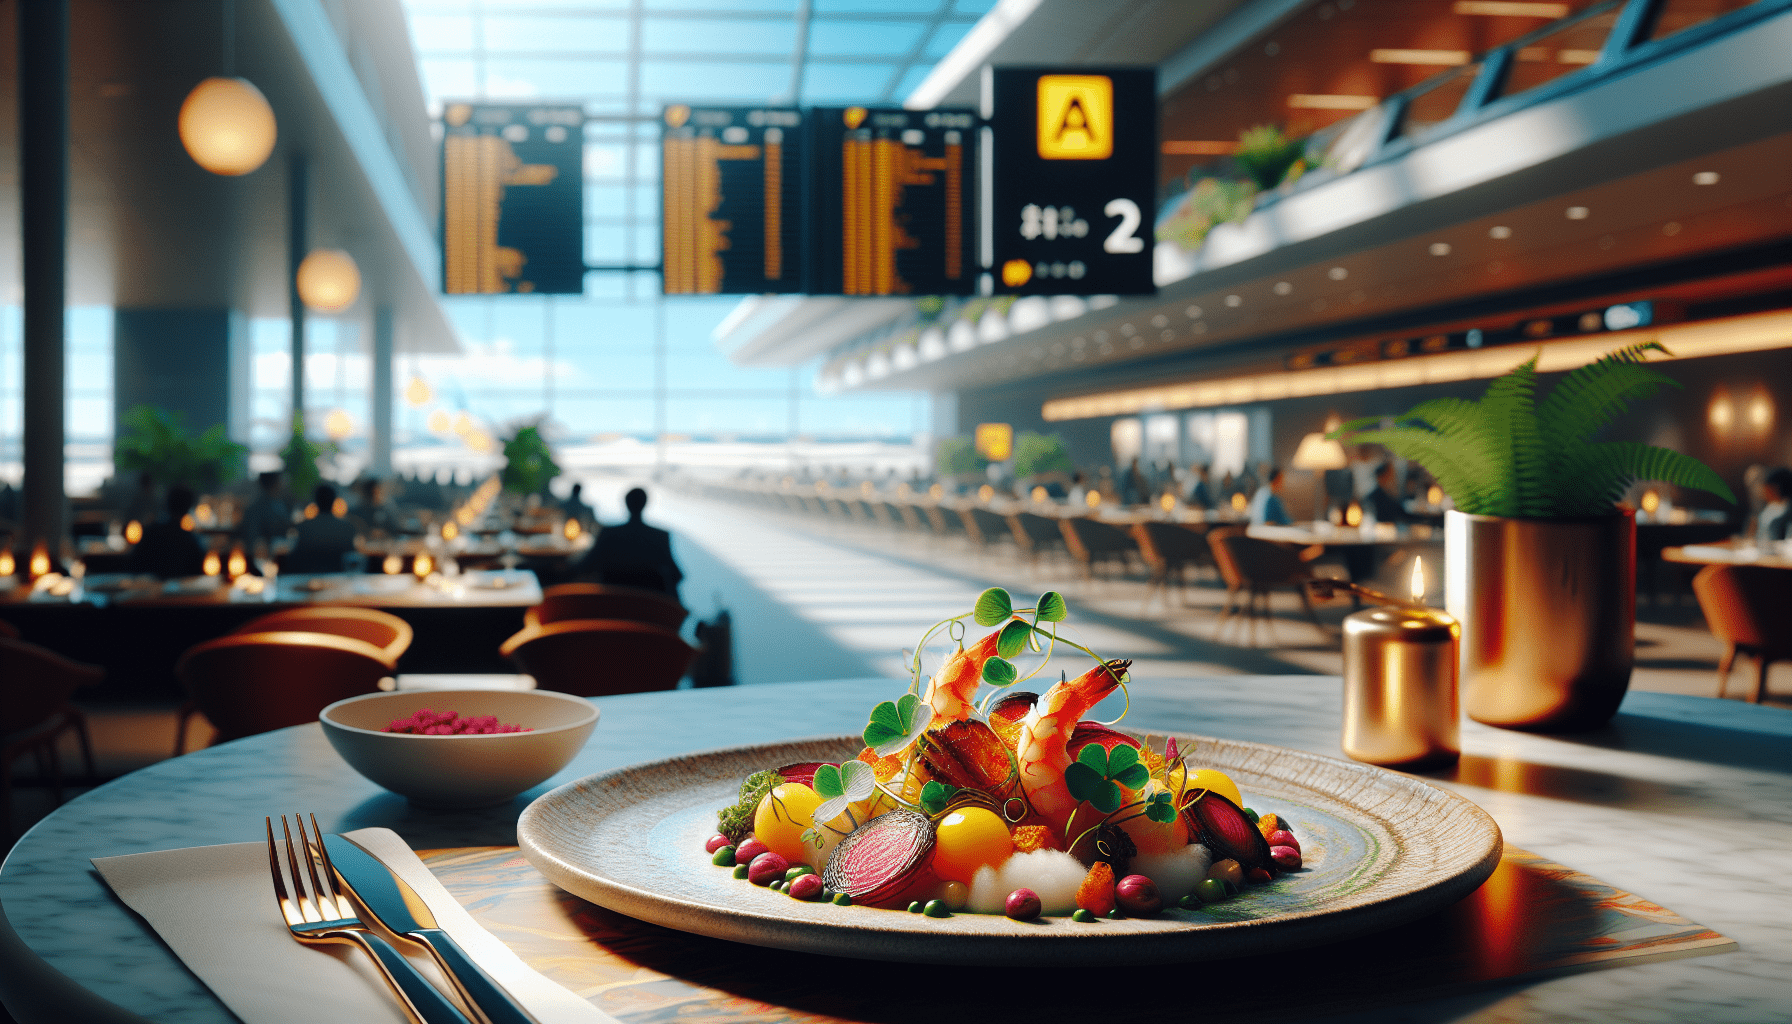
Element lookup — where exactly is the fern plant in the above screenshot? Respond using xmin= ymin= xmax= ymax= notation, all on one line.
xmin=1329 ymin=342 xmax=1735 ymax=517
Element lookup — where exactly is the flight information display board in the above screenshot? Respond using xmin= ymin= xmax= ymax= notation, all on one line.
xmin=661 ymin=105 xmax=804 ymax=295
xmin=988 ymin=68 xmax=1157 ymax=296
xmin=441 ymin=103 xmax=584 ymax=295
xmin=805 ymin=107 xmax=977 ymax=296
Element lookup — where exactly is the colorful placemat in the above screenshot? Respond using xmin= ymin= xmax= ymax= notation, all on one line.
xmin=420 ymin=844 xmax=1734 ymax=1023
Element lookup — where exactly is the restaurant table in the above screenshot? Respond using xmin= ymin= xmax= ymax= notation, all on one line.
xmin=1663 ymin=538 xmax=1792 ymax=569
xmin=1247 ymin=522 xmax=1444 ymax=547
xmin=2 ymin=676 xmax=1786 ymax=1023
xmin=0 ymin=570 xmax=543 ymax=697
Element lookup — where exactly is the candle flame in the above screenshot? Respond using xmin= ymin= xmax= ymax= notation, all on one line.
xmin=29 ymin=542 xmax=51 ymax=580
xmin=227 ymin=546 xmax=247 ymax=578
xmin=202 ymin=551 xmax=221 ymax=576
xmin=441 ymin=520 xmax=460 ymax=540
xmin=383 ymin=553 xmax=404 ymax=574
xmin=563 ymin=517 xmax=582 ymax=540
xmin=1411 ymin=556 xmax=1426 ymax=602
xmin=413 ymin=553 xmax=434 ymax=579
xmin=125 ymin=519 xmax=143 ymax=544
xmin=1160 ymin=493 xmax=1176 ymax=512
xmin=0 ymin=550 xmax=13 ymax=576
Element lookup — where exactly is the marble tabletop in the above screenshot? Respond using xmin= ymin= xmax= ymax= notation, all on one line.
xmin=2 ymin=677 xmax=1788 ymax=1023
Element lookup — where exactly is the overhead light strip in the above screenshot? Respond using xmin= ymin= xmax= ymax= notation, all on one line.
xmin=1287 ymin=94 xmax=1379 ymax=110
xmin=1040 ymin=309 xmax=1792 ymax=421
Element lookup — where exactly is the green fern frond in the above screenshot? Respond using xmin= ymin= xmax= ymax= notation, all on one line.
xmin=1552 ymin=441 xmax=1738 ymax=515
xmin=1537 ymin=341 xmax=1676 ymax=451
xmin=1340 ymin=427 xmax=1500 ymax=514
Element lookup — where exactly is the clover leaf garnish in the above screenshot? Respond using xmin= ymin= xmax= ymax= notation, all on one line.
xmin=996 ymin=619 xmax=1032 ymax=658
xmin=862 ymin=692 xmax=934 ymax=757
xmin=1063 ymin=743 xmax=1150 ymax=815
xmin=981 ymin=656 xmax=1017 ymax=687
xmin=1143 ymin=789 xmax=1177 ymax=824
xmin=973 ymin=587 xmax=1014 ymax=627
xmin=919 ymin=780 xmax=960 ymax=816
xmin=1036 ymin=591 xmax=1067 ymax=623
xmin=810 ymin=759 xmax=876 ymax=827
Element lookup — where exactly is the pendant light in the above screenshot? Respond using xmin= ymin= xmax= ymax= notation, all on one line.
xmin=179 ymin=1 xmax=277 ymax=176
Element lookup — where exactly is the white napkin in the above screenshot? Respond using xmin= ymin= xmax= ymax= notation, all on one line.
xmin=93 ymin=828 xmax=615 ymax=1024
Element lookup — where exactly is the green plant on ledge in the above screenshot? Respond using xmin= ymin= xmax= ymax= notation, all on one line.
xmin=1329 ymin=342 xmax=1735 ymax=517
xmin=114 ymin=405 xmax=246 ymax=491
xmin=500 ymin=424 xmax=560 ymax=495
xmin=279 ymin=418 xmax=336 ymax=502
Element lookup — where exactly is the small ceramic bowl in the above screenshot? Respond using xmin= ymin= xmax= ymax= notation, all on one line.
xmin=320 ymin=689 xmax=599 ymax=808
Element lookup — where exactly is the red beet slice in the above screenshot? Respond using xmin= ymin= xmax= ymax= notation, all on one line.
xmin=1182 ymin=790 xmax=1272 ymax=871
xmin=773 ymin=762 xmax=829 ymax=788
xmin=1066 ymin=721 xmax=1143 ymax=759
xmin=822 ymin=810 xmax=937 ymax=909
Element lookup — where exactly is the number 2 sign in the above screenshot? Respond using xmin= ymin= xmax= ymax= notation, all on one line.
xmin=989 ymin=68 xmax=1156 ymax=296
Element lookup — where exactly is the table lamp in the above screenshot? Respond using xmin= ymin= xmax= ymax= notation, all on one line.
xmin=1290 ymin=432 xmax=1348 ymax=522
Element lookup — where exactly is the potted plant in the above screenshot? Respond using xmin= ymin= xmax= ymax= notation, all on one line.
xmin=114 ymin=405 xmax=247 ymax=491
xmin=500 ymin=424 xmax=560 ymax=497
xmin=278 ymin=417 xmax=334 ymax=504
xmin=1332 ymin=343 xmax=1734 ymax=731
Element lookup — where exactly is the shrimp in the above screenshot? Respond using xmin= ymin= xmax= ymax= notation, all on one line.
xmin=922 ymin=626 xmax=1007 ymax=724
xmin=1013 ymin=659 xmax=1131 ymax=838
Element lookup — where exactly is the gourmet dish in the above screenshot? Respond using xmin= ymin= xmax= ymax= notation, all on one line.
xmin=380 ymin=709 xmax=534 ymax=734
xmin=705 ymin=589 xmax=1305 ymax=921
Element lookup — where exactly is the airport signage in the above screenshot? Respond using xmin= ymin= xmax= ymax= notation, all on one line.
xmin=441 ymin=103 xmax=585 ymax=295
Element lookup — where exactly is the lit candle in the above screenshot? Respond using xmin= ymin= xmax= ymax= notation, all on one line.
xmin=1340 ymin=556 xmax=1461 ymax=768
xmin=413 ymin=553 xmax=434 ymax=579
xmin=563 ymin=518 xmax=582 ymax=541
xmin=202 ymin=550 xmax=221 ymax=576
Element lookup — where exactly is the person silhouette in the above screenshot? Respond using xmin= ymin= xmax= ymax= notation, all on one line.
xmin=129 ymin=485 xmax=206 ymax=579
xmin=575 ymin=487 xmax=683 ymax=600
xmin=283 ymin=484 xmax=360 ymax=573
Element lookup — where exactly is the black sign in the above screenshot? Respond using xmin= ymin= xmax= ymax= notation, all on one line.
xmin=441 ymin=103 xmax=584 ymax=295
xmin=661 ymin=106 xmax=805 ymax=295
xmin=805 ymin=107 xmax=977 ymax=296
xmin=989 ymin=68 xmax=1156 ymax=296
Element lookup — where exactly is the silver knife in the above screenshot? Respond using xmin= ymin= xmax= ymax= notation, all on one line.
xmin=322 ymin=834 xmax=537 ymax=1024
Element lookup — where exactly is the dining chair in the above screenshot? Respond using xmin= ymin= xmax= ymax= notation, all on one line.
xmin=1058 ymin=517 xmax=1139 ymax=582
xmin=232 ymin=606 xmax=413 ymax=667
xmin=0 ymin=618 xmax=19 ymax=639
xmin=499 ymin=620 xmax=697 ymax=697
xmin=1691 ymin=564 xmax=1792 ymax=703
xmin=1134 ymin=521 xmax=1213 ymax=611
xmin=0 ymin=638 xmax=100 ymax=839
xmin=526 ymin=582 xmax=688 ymax=631
xmin=174 ymin=631 xmax=392 ymax=752
xmin=1008 ymin=511 xmax=1067 ymax=569
xmin=962 ymin=507 xmax=1016 ymax=556
xmin=1210 ymin=531 xmax=1324 ymax=644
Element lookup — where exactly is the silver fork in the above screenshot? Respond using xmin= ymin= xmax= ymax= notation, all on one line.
xmin=266 ymin=815 xmax=473 ymax=1024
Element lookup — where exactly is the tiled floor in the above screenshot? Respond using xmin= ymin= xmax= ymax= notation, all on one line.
xmin=7 ymin=476 xmax=1782 ymax=856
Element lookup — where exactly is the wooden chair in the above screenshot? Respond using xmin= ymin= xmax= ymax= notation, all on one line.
xmin=232 ymin=606 xmax=412 ymax=667
xmin=1 ymin=638 xmax=99 ymax=838
xmin=1692 ymin=564 xmax=1792 ymax=703
xmin=1133 ymin=520 xmax=1213 ymax=610
xmin=174 ymin=631 xmax=391 ymax=752
xmin=500 ymin=620 xmax=697 ymax=697
xmin=1058 ymin=517 xmax=1139 ymax=581
xmin=1009 ymin=511 xmax=1067 ymax=568
xmin=526 ymin=582 xmax=688 ymax=631
xmin=962 ymin=507 xmax=1016 ymax=554
xmin=1210 ymin=531 xmax=1324 ymax=644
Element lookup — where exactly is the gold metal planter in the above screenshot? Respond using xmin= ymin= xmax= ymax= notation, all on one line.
xmin=1444 ymin=510 xmax=1635 ymax=732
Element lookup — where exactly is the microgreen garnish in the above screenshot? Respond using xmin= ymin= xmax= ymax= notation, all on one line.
xmin=1064 ymin=744 xmax=1149 ymax=814
xmin=863 ymin=692 xmax=934 ymax=757
xmin=972 ymin=588 xmax=1013 ymax=626
xmin=981 ymin=657 xmax=1017 ymax=686
xmin=811 ymin=760 xmax=876 ymax=829
xmin=996 ymin=619 xmax=1032 ymax=658
xmin=1036 ymin=591 xmax=1067 ymax=622
xmin=919 ymin=780 xmax=959 ymax=815
xmin=1142 ymin=789 xmax=1178 ymax=824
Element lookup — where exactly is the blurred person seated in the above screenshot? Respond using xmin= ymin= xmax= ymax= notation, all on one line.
xmin=121 ymin=470 xmax=160 ymax=527
xmin=560 ymin=482 xmax=594 ymax=527
xmin=1366 ymin=462 xmax=1408 ymax=524
xmin=1185 ymin=464 xmax=1215 ymax=510
xmin=1066 ymin=471 xmax=1088 ymax=508
xmin=574 ymin=486 xmax=683 ymax=599
xmin=1758 ymin=468 xmax=1791 ymax=545
xmin=283 ymin=484 xmax=360 ymax=573
xmin=237 ymin=471 xmax=291 ymax=551
xmin=353 ymin=477 xmax=401 ymax=537
xmin=1248 ymin=467 xmax=1293 ymax=527
xmin=129 ymin=485 xmax=206 ymax=579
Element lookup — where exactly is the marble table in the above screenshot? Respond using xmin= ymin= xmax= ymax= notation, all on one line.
xmin=2 ymin=677 xmax=1788 ymax=1023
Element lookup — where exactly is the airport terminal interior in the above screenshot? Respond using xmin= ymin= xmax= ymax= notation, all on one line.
xmin=0 ymin=2 xmax=1789 ymax=1017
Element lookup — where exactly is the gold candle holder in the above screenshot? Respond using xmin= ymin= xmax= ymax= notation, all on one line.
xmin=1339 ymin=559 xmax=1461 ymax=768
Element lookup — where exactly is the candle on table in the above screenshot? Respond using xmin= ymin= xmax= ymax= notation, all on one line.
xmin=1341 ymin=557 xmax=1461 ymax=768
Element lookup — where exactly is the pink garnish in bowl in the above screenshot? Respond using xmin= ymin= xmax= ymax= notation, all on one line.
xmin=382 ymin=709 xmax=532 ymax=735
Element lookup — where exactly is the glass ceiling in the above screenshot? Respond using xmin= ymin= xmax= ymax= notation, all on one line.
xmin=388 ymin=0 xmax=992 ymax=448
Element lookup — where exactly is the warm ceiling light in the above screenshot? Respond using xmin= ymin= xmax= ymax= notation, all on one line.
xmin=1328 ymin=266 xmax=1349 ymax=280
xmin=427 ymin=408 xmax=452 ymax=433
xmin=1371 ymin=49 xmax=1471 ymax=65
xmin=405 ymin=376 xmax=433 ymax=406
xmin=1454 ymin=0 xmax=1569 ymax=14
xmin=1747 ymin=389 xmax=1773 ymax=431
xmin=1162 ymin=140 xmax=1238 ymax=155
xmin=324 ymin=408 xmax=355 ymax=441
xmin=1693 ymin=171 xmax=1720 ymax=185
xmin=178 ymin=77 xmax=277 ymax=176
xmin=1429 ymin=242 xmax=1452 ymax=256
xmin=1566 ymin=206 xmax=1590 ymax=219
xmin=1288 ymin=94 xmax=1378 ymax=110
xmin=1708 ymin=390 xmax=1733 ymax=431
xmin=1556 ymin=49 xmax=1600 ymax=64
xmin=1273 ymin=281 xmax=1293 ymax=295
xmin=1489 ymin=225 xmax=1512 ymax=238
xmin=1225 ymin=294 xmax=1243 ymax=307
xmin=296 ymin=249 xmax=361 ymax=312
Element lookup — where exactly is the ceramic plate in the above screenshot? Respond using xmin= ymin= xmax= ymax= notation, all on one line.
xmin=517 ymin=734 xmax=1501 ymax=965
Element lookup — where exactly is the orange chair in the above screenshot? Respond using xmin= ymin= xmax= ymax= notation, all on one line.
xmin=1 ymin=638 xmax=99 ymax=837
xmin=500 ymin=620 xmax=697 ymax=697
xmin=1059 ymin=517 xmax=1139 ymax=580
xmin=232 ymin=606 xmax=412 ymax=667
xmin=525 ymin=583 xmax=687 ymax=632
xmin=1210 ymin=530 xmax=1323 ymax=643
xmin=1692 ymin=564 xmax=1792 ymax=703
xmin=174 ymin=631 xmax=391 ymax=752
xmin=1133 ymin=520 xmax=1213 ymax=610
